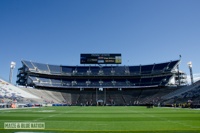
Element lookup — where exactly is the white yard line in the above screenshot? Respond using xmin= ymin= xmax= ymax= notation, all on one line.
xmin=33 ymin=107 xmax=82 ymax=122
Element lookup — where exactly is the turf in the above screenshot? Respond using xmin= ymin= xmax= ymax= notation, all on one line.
xmin=0 ymin=106 xmax=200 ymax=133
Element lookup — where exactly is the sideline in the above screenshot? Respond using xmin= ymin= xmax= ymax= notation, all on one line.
xmin=0 ymin=107 xmax=40 ymax=110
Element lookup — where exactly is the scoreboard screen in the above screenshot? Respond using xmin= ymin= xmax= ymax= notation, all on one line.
xmin=80 ymin=53 xmax=122 ymax=64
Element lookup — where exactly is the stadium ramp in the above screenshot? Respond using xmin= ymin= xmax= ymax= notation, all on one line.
xmin=161 ymin=80 xmax=200 ymax=100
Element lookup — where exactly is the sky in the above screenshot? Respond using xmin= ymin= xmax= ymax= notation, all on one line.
xmin=0 ymin=0 xmax=200 ymax=84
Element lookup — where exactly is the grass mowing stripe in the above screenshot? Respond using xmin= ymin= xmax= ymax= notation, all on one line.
xmin=124 ymin=106 xmax=200 ymax=131
xmin=33 ymin=106 xmax=85 ymax=121
xmin=0 ymin=106 xmax=200 ymax=133
xmin=1 ymin=128 xmax=200 ymax=133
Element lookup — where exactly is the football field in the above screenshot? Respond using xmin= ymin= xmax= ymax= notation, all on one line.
xmin=0 ymin=106 xmax=200 ymax=133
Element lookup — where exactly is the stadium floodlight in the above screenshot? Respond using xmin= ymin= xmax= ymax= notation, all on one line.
xmin=9 ymin=61 xmax=16 ymax=83
xmin=187 ymin=61 xmax=194 ymax=84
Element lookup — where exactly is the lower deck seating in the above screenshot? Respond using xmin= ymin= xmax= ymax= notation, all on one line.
xmin=20 ymin=87 xmax=179 ymax=106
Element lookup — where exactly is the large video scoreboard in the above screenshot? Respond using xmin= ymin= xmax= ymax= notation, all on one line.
xmin=80 ymin=53 xmax=122 ymax=64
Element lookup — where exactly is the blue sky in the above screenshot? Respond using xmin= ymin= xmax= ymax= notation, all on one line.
xmin=0 ymin=0 xmax=200 ymax=84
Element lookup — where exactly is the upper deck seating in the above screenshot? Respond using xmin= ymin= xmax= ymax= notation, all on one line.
xmin=18 ymin=60 xmax=179 ymax=88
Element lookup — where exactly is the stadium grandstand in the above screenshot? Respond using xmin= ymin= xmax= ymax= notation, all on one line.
xmin=15 ymin=53 xmax=199 ymax=107
xmin=0 ymin=78 xmax=41 ymax=108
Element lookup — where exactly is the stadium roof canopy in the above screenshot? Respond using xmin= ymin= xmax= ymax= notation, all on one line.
xmin=16 ymin=60 xmax=180 ymax=89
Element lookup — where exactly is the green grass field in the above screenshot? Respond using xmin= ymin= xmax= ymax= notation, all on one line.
xmin=0 ymin=106 xmax=200 ymax=133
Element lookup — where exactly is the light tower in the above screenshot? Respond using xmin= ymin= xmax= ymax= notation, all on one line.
xmin=9 ymin=61 xmax=16 ymax=83
xmin=187 ymin=61 xmax=194 ymax=84
xmin=177 ymin=55 xmax=182 ymax=86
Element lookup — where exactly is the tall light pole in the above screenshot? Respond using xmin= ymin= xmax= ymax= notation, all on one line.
xmin=187 ymin=61 xmax=194 ymax=84
xmin=177 ymin=55 xmax=182 ymax=86
xmin=177 ymin=64 xmax=181 ymax=86
xmin=9 ymin=61 xmax=16 ymax=83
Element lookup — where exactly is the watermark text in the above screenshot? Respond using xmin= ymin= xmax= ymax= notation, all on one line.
xmin=4 ymin=122 xmax=45 ymax=129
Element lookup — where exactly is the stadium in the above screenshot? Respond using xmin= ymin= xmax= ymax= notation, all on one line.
xmin=16 ymin=54 xmax=189 ymax=106
xmin=1 ymin=53 xmax=200 ymax=133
